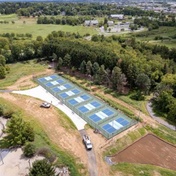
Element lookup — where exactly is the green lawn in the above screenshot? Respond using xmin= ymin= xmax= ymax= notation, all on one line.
xmin=0 ymin=15 xmax=98 ymax=39
xmin=0 ymin=14 xmax=18 ymax=21
xmin=110 ymin=92 xmax=151 ymax=116
xmin=0 ymin=60 xmax=47 ymax=89
xmin=132 ymin=26 xmax=176 ymax=48
xmin=112 ymin=163 xmax=176 ymax=176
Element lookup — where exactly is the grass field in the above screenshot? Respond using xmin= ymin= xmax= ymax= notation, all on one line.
xmin=0 ymin=14 xmax=18 ymax=21
xmin=132 ymin=26 xmax=176 ymax=48
xmin=0 ymin=14 xmax=98 ymax=39
xmin=0 ymin=60 xmax=47 ymax=89
xmin=111 ymin=163 xmax=176 ymax=176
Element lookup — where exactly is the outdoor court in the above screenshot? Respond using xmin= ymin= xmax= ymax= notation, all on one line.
xmin=37 ymin=74 xmax=137 ymax=139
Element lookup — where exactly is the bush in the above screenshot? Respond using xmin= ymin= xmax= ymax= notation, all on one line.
xmin=0 ymin=104 xmax=14 ymax=118
xmin=37 ymin=147 xmax=56 ymax=163
xmin=29 ymin=159 xmax=55 ymax=176
xmin=3 ymin=109 xmax=14 ymax=118
xmin=23 ymin=143 xmax=36 ymax=158
xmin=130 ymin=91 xmax=145 ymax=101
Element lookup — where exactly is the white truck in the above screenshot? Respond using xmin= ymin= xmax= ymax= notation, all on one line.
xmin=83 ymin=135 xmax=93 ymax=150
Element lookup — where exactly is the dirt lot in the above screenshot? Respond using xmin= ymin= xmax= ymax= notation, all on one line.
xmin=110 ymin=133 xmax=176 ymax=171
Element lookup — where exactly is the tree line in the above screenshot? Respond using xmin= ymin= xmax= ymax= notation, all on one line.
xmin=0 ymin=31 xmax=176 ymax=124
xmin=0 ymin=2 xmax=160 ymax=18
xmin=37 ymin=16 xmax=90 ymax=26
xmin=134 ymin=17 xmax=176 ymax=31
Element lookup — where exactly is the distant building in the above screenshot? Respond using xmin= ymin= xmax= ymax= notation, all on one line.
xmin=84 ymin=20 xmax=99 ymax=26
xmin=110 ymin=14 xmax=124 ymax=20
xmin=107 ymin=20 xmax=114 ymax=26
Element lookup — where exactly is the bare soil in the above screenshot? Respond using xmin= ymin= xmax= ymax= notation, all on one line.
xmin=7 ymin=69 xmax=54 ymax=90
xmin=110 ymin=133 xmax=176 ymax=171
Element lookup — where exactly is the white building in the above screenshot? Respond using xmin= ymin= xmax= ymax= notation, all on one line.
xmin=84 ymin=20 xmax=99 ymax=26
xmin=110 ymin=14 xmax=124 ymax=20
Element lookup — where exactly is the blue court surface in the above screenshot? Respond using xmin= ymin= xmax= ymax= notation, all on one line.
xmin=51 ymin=83 xmax=73 ymax=93
xmin=68 ymin=94 xmax=91 ymax=106
xmin=59 ymin=88 xmax=81 ymax=99
xmin=88 ymin=108 xmax=116 ymax=123
xmin=36 ymin=74 xmax=136 ymax=139
xmin=77 ymin=101 xmax=102 ymax=113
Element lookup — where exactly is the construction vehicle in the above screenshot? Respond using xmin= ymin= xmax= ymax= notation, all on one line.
xmin=83 ymin=135 xmax=92 ymax=150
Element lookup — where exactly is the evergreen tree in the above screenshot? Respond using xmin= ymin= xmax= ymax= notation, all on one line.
xmin=0 ymin=114 xmax=34 ymax=148
xmin=86 ymin=60 xmax=92 ymax=75
xmin=29 ymin=159 xmax=55 ymax=176
xmin=80 ymin=60 xmax=86 ymax=74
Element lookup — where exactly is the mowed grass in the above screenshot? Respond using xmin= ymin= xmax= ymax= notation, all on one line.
xmin=132 ymin=26 xmax=176 ymax=48
xmin=0 ymin=60 xmax=47 ymax=89
xmin=0 ymin=15 xmax=98 ymax=39
xmin=111 ymin=163 xmax=176 ymax=176
xmin=0 ymin=14 xmax=18 ymax=21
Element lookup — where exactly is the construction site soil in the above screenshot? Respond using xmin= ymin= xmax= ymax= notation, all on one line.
xmin=111 ymin=133 xmax=176 ymax=171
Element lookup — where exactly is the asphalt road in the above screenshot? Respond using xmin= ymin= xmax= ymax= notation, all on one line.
xmin=79 ymin=129 xmax=98 ymax=176
xmin=0 ymin=90 xmax=13 ymax=93
xmin=146 ymin=102 xmax=175 ymax=131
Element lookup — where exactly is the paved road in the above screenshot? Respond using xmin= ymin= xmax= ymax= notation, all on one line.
xmin=79 ymin=130 xmax=98 ymax=176
xmin=0 ymin=90 xmax=12 ymax=93
xmin=146 ymin=102 xmax=175 ymax=131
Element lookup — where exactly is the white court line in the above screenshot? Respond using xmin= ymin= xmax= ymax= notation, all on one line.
xmin=109 ymin=121 xmax=123 ymax=130
xmin=98 ymin=111 xmax=108 ymax=118
xmin=95 ymin=112 xmax=106 ymax=119
xmin=74 ymin=97 xmax=84 ymax=103
xmin=58 ymin=85 xmax=66 ymax=90
xmin=45 ymin=76 xmax=52 ymax=81
xmin=51 ymin=81 xmax=59 ymax=85
xmin=66 ymin=91 xmax=75 ymax=96
xmin=87 ymin=103 xmax=96 ymax=110
xmin=84 ymin=104 xmax=95 ymax=111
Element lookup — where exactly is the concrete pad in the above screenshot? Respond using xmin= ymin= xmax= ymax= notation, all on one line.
xmin=0 ymin=148 xmax=44 ymax=176
xmin=13 ymin=86 xmax=87 ymax=130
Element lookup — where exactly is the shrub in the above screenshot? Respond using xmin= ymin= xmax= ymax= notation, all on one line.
xmin=29 ymin=159 xmax=55 ymax=176
xmin=130 ymin=91 xmax=145 ymax=101
xmin=23 ymin=143 xmax=36 ymax=158
xmin=37 ymin=147 xmax=56 ymax=163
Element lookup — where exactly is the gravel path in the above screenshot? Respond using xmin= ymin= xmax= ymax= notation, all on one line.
xmin=79 ymin=129 xmax=98 ymax=176
xmin=146 ymin=102 xmax=175 ymax=131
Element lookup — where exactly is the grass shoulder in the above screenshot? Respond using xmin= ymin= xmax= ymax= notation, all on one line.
xmin=111 ymin=163 xmax=176 ymax=176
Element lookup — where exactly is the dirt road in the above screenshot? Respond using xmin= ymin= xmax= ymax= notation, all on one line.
xmin=80 ymin=129 xmax=98 ymax=176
